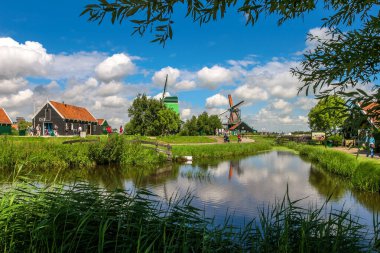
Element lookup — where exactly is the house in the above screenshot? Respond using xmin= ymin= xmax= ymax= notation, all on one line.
xmin=227 ymin=121 xmax=256 ymax=134
xmin=361 ymin=102 xmax=379 ymax=129
xmin=0 ymin=108 xmax=12 ymax=135
xmin=32 ymin=101 xmax=102 ymax=136
xmin=97 ymin=118 xmax=111 ymax=134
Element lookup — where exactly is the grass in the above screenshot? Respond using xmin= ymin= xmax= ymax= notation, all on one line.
xmin=156 ymin=135 xmax=216 ymax=143
xmin=0 ymin=182 xmax=378 ymax=252
xmin=0 ymin=135 xmax=166 ymax=174
xmin=284 ymin=142 xmax=380 ymax=192
xmin=172 ymin=136 xmax=274 ymax=159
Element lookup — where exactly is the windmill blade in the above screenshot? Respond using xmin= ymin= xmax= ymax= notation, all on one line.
xmin=162 ymin=74 xmax=168 ymax=100
xmin=219 ymin=109 xmax=229 ymax=116
xmin=228 ymin=94 xmax=234 ymax=108
xmin=231 ymin=100 xmax=244 ymax=109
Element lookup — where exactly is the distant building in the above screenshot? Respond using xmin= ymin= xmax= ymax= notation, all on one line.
xmin=32 ymin=101 xmax=102 ymax=135
xmin=15 ymin=117 xmax=25 ymax=123
xmin=97 ymin=118 xmax=110 ymax=134
xmin=228 ymin=122 xmax=256 ymax=133
xmin=0 ymin=108 xmax=12 ymax=135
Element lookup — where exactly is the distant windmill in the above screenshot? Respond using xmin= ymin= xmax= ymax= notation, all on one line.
xmin=219 ymin=94 xmax=244 ymax=130
xmin=162 ymin=74 xmax=169 ymax=101
xmin=161 ymin=74 xmax=179 ymax=114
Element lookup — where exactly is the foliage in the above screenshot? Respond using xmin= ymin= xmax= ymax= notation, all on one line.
xmin=180 ymin=112 xmax=222 ymax=136
xmin=327 ymin=134 xmax=343 ymax=146
xmin=126 ymin=94 xmax=181 ymax=136
xmin=0 ymin=182 xmax=377 ymax=252
xmin=17 ymin=120 xmax=32 ymax=130
xmin=308 ymin=95 xmax=349 ymax=133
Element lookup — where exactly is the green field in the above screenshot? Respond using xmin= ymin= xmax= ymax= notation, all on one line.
xmin=156 ymin=135 xmax=216 ymax=143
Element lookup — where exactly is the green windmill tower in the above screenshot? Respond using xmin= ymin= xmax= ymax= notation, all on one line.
xmin=162 ymin=74 xmax=179 ymax=114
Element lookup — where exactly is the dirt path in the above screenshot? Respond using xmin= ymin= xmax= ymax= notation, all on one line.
xmin=332 ymin=146 xmax=380 ymax=160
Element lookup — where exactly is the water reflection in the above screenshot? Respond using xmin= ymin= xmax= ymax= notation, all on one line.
xmin=1 ymin=151 xmax=379 ymax=225
xmin=308 ymin=165 xmax=346 ymax=200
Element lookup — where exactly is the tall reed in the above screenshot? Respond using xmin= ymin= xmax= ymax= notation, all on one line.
xmin=0 ymin=182 xmax=377 ymax=252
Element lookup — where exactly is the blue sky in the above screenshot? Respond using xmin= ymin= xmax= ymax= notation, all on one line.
xmin=0 ymin=0 xmax=334 ymax=132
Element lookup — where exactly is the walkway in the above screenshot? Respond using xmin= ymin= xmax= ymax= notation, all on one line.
xmin=332 ymin=146 xmax=380 ymax=160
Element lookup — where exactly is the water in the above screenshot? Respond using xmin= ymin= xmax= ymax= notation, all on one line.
xmin=4 ymin=150 xmax=379 ymax=227
xmin=86 ymin=150 xmax=380 ymax=227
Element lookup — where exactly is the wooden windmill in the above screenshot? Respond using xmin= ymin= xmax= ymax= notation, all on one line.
xmin=161 ymin=74 xmax=179 ymax=114
xmin=219 ymin=94 xmax=244 ymax=130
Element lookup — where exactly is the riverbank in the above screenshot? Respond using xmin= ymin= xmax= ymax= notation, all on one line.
xmin=283 ymin=142 xmax=380 ymax=192
xmin=0 ymin=135 xmax=166 ymax=173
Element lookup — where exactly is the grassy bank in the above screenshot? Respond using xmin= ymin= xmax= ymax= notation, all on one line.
xmin=0 ymin=182 xmax=377 ymax=253
xmin=284 ymin=142 xmax=380 ymax=192
xmin=156 ymin=135 xmax=216 ymax=143
xmin=172 ymin=142 xmax=273 ymax=159
xmin=0 ymin=135 xmax=165 ymax=173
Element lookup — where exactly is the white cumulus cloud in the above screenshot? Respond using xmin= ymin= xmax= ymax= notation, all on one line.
xmin=0 ymin=78 xmax=28 ymax=94
xmin=95 ymin=53 xmax=135 ymax=82
xmin=0 ymin=37 xmax=52 ymax=79
xmin=0 ymin=89 xmax=34 ymax=108
xmin=197 ymin=65 xmax=233 ymax=89
xmin=152 ymin=66 xmax=180 ymax=87
xmin=175 ymin=80 xmax=196 ymax=90
xmin=205 ymin=94 xmax=229 ymax=108
xmin=181 ymin=108 xmax=192 ymax=119
xmin=233 ymin=85 xmax=269 ymax=101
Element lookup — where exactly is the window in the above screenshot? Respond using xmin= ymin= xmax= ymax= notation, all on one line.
xmin=45 ymin=109 xmax=51 ymax=121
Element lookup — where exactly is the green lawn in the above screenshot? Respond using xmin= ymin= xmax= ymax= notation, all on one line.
xmin=156 ymin=136 xmax=216 ymax=143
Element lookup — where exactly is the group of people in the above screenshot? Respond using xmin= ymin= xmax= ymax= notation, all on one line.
xmin=27 ymin=124 xmax=60 ymax=136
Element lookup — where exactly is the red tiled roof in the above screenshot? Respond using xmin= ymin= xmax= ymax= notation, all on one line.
xmin=0 ymin=108 xmax=12 ymax=125
xmin=97 ymin=119 xmax=105 ymax=125
xmin=49 ymin=101 xmax=97 ymax=122
xmin=361 ymin=102 xmax=379 ymax=128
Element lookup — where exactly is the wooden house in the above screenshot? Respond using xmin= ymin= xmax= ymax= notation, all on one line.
xmin=32 ymin=101 xmax=102 ymax=136
xmin=0 ymin=108 xmax=12 ymax=135
xmin=97 ymin=118 xmax=110 ymax=134
xmin=361 ymin=102 xmax=379 ymax=129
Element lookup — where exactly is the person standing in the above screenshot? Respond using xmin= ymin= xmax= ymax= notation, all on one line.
xmin=366 ymin=133 xmax=376 ymax=158
xmin=119 ymin=125 xmax=123 ymax=134
xmin=36 ymin=124 xmax=41 ymax=136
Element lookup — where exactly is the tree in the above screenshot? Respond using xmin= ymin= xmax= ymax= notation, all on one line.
xmin=82 ymin=0 xmax=379 ymax=120
xmin=308 ymin=96 xmax=348 ymax=134
xmin=126 ymin=94 xmax=181 ymax=136
xmin=18 ymin=121 xmax=32 ymax=131
xmin=180 ymin=112 xmax=222 ymax=135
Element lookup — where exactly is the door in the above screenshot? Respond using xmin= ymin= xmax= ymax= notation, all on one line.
xmin=44 ymin=123 xmax=53 ymax=136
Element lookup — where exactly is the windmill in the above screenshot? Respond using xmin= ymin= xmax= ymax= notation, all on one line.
xmin=161 ymin=74 xmax=179 ymax=114
xmin=220 ymin=94 xmax=244 ymax=130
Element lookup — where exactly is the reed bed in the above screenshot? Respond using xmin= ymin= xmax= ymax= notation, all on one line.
xmin=0 ymin=182 xmax=378 ymax=252
xmin=284 ymin=142 xmax=380 ymax=192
